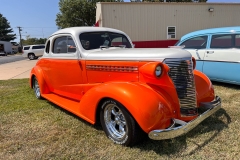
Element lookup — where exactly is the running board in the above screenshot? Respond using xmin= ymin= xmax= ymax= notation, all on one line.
xmin=42 ymin=93 xmax=80 ymax=115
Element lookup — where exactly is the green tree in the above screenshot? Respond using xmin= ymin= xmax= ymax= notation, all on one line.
xmin=56 ymin=0 xmax=123 ymax=29
xmin=0 ymin=13 xmax=16 ymax=41
xmin=21 ymin=35 xmax=47 ymax=45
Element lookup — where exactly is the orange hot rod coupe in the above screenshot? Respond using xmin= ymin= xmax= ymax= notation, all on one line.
xmin=30 ymin=27 xmax=221 ymax=146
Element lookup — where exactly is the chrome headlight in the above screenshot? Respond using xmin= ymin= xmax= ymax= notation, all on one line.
xmin=155 ymin=65 xmax=162 ymax=77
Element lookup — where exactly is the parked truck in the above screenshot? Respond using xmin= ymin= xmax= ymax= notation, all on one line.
xmin=0 ymin=41 xmax=12 ymax=56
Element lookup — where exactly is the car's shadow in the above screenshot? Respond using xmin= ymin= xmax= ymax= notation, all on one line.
xmin=44 ymin=85 xmax=231 ymax=156
xmin=45 ymin=101 xmax=103 ymax=130
xmin=134 ymin=108 xmax=231 ymax=156
xmin=47 ymin=99 xmax=230 ymax=156
xmin=212 ymin=81 xmax=240 ymax=90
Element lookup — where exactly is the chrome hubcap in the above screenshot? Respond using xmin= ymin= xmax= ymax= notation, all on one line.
xmin=34 ymin=79 xmax=40 ymax=98
xmin=104 ymin=103 xmax=127 ymax=140
xmin=29 ymin=54 xmax=34 ymax=60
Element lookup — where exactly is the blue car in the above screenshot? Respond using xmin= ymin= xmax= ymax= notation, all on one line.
xmin=176 ymin=26 xmax=240 ymax=85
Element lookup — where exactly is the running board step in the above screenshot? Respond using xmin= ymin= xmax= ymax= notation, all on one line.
xmin=42 ymin=93 xmax=80 ymax=114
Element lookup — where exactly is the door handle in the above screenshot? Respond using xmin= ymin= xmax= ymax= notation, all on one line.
xmin=206 ymin=51 xmax=214 ymax=54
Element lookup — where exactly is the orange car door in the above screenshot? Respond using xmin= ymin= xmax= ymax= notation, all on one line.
xmin=48 ymin=35 xmax=83 ymax=101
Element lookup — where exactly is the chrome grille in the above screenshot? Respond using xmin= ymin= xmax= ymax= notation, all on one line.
xmin=164 ymin=58 xmax=197 ymax=116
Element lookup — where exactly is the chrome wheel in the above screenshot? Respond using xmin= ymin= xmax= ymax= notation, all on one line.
xmin=28 ymin=54 xmax=35 ymax=60
xmin=104 ymin=103 xmax=127 ymax=140
xmin=100 ymin=99 xmax=145 ymax=146
xmin=33 ymin=78 xmax=41 ymax=99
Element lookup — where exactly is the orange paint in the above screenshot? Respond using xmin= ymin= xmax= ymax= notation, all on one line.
xmin=30 ymin=58 xmax=216 ymax=133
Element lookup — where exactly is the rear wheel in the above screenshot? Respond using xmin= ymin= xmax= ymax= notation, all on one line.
xmin=100 ymin=99 xmax=144 ymax=146
xmin=33 ymin=77 xmax=42 ymax=99
xmin=28 ymin=53 xmax=35 ymax=60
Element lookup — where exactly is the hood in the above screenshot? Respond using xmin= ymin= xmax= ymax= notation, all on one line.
xmin=85 ymin=48 xmax=191 ymax=61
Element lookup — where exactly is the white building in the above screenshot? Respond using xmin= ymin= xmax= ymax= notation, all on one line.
xmin=96 ymin=2 xmax=240 ymax=47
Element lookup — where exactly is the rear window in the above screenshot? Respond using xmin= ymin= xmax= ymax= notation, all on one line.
xmin=32 ymin=45 xmax=45 ymax=49
xmin=23 ymin=46 xmax=30 ymax=50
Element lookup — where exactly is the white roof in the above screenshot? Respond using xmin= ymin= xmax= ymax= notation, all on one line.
xmin=50 ymin=27 xmax=127 ymax=37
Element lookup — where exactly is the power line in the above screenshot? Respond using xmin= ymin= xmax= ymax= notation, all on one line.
xmin=15 ymin=35 xmax=48 ymax=36
xmin=16 ymin=27 xmax=57 ymax=28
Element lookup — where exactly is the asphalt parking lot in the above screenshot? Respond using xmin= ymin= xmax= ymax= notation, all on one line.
xmin=0 ymin=59 xmax=37 ymax=80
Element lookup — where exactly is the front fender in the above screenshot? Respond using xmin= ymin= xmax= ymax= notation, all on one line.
xmin=79 ymin=82 xmax=174 ymax=133
xmin=194 ymin=70 xmax=215 ymax=105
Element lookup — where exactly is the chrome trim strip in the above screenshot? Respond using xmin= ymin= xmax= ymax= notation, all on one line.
xmin=148 ymin=96 xmax=221 ymax=140
xmin=196 ymin=60 xmax=240 ymax=63
xmin=86 ymin=65 xmax=138 ymax=72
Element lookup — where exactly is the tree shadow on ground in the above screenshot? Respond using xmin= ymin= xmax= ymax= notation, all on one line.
xmin=134 ymin=108 xmax=231 ymax=157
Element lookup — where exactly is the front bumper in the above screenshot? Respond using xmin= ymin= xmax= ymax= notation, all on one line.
xmin=148 ymin=96 xmax=221 ymax=140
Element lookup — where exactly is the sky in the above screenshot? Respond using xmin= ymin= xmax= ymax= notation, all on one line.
xmin=0 ymin=0 xmax=240 ymax=43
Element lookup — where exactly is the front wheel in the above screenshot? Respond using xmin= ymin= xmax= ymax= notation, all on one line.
xmin=100 ymin=99 xmax=144 ymax=146
xmin=33 ymin=77 xmax=42 ymax=99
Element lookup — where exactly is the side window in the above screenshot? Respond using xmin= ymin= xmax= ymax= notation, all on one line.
xmin=32 ymin=46 xmax=38 ymax=49
xmin=180 ymin=36 xmax=208 ymax=49
xmin=67 ymin=36 xmax=76 ymax=53
xmin=40 ymin=45 xmax=45 ymax=49
xmin=235 ymin=35 xmax=240 ymax=48
xmin=53 ymin=36 xmax=76 ymax=54
xmin=45 ymin=41 xmax=50 ymax=53
xmin=32 ymin=45 xmax=45 ymax=49
xmin=210 ymin=34 xmax=233 ymax=48
xmin=24 ymin=46 xmax=30 ymax=50
xmin=167 ymin=26 xmax=176 ymax=39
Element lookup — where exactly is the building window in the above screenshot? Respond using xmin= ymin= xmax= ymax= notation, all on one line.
xmin=167 ymin=26 xmax=176 ymax=39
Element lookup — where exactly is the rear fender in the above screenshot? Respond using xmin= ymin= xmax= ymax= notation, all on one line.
xmin=79 ymin=82 xmax=173 ymax=133
xmin=30 ymin=66 xmax=50 ymax=94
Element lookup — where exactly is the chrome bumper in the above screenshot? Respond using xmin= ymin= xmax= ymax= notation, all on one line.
xmin=148 ymin=96 xmax=221 ymax=140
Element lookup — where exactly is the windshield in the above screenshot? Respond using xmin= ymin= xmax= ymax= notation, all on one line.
xmin=79 ymin=32 xmax=132 ymax=50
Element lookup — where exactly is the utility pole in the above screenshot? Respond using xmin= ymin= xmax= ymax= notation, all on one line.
xmin=17 ymin=26 xmax=22 ymax=48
